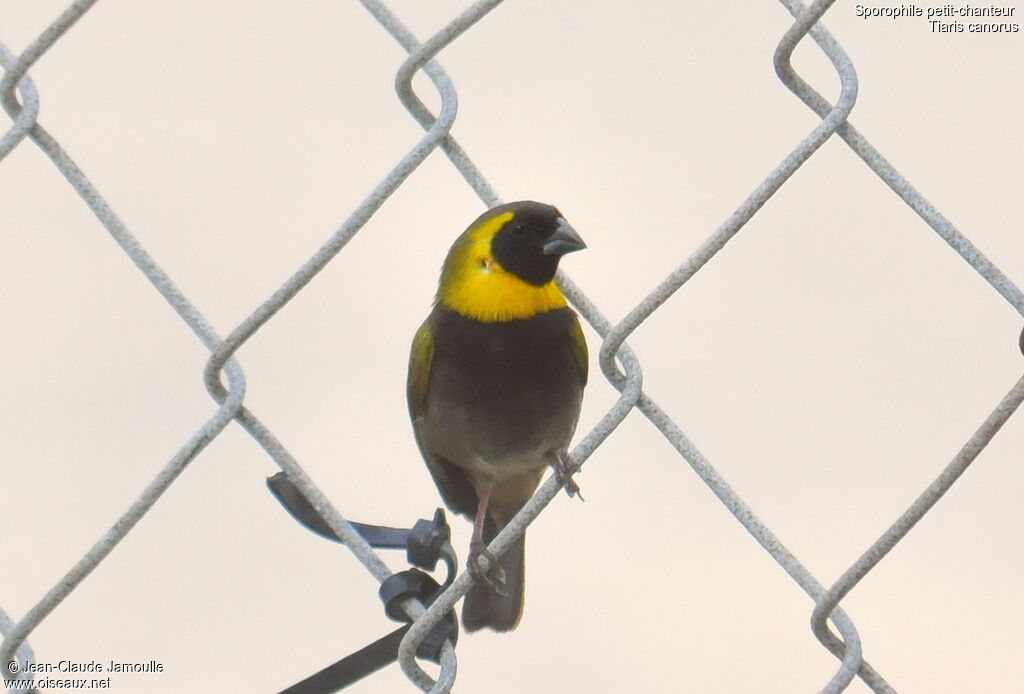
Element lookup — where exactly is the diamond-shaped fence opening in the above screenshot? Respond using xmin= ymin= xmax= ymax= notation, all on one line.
xmin=2 ymin=1 xmax=1022 ymax=693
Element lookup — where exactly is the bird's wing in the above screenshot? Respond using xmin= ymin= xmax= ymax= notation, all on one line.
xmin=407 ymin=316 xmax=479 ymax=519
xmin=571 ymin=315 xmax=589 ymax=386
xmin=407 ymin=318 xmax=433 ymax=420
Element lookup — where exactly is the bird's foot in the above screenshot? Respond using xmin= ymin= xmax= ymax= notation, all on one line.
xmin=468 ymin=541 xmax=508 ymax=597
xmin=552 ymin=449 xmax=584 ymax=501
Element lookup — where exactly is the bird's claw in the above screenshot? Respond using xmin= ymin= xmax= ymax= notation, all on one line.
xmin=552 ymin=449 xmax=584 ymax=501
xmin=468 ymin=541 xmax=508 ymax=597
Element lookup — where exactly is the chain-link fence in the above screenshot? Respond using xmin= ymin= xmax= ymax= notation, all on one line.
xmin=3 ymin=1 xmax=1022 ymax=692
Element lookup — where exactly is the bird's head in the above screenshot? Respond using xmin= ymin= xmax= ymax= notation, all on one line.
xmin=437 ymin=201 xmax=585 ymax=322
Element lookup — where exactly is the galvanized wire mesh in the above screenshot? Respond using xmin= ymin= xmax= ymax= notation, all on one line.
xmin=2 ymin=1 xmax=1022 ymax=692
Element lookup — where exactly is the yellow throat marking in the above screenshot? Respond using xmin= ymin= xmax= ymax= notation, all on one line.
xmin=438 ymin=211 xmax=568 ymax=323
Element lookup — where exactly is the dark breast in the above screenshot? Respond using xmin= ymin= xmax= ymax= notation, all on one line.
xmin=423 ymin=307 xmax=585 ymax=464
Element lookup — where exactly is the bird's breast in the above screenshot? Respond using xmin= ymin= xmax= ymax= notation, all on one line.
xmin=419 ymin=307 xmax=584 ymax=470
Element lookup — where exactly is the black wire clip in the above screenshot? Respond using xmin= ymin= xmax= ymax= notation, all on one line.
xmin=266 ymin=472 xmax=459 ymax=694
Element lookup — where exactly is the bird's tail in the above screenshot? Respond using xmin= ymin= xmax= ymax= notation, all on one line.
xmin=462 ymin=522 xmax=525 ymax=632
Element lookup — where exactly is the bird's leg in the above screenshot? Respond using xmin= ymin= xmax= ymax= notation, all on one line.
xmin=551 ymin=448 xmax=583 ymax=501
xmin=468 ymin=481 xmax=508 ymax=596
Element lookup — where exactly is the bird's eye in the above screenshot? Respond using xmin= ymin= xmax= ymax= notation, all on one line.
xmin=511 ymin=223 xmax=525 ymax=236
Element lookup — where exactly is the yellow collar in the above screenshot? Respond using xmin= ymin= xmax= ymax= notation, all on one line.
xmin=437 ymin=211 xmax=568 ymax=322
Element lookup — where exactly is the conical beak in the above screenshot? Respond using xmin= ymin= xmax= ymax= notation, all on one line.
xmin=543 ymin=219 xmax=587 ymax=256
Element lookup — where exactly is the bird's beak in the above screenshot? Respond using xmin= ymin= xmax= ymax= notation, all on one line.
xmin=543 ymin=219 xmax=587 ymax=256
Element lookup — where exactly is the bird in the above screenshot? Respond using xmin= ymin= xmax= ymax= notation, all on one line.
xmin=407 ymin=200 xmax=588 ymax=632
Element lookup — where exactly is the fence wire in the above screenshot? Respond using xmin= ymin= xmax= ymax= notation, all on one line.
xmin=2 ymin=1 xmax=1022 ymax=693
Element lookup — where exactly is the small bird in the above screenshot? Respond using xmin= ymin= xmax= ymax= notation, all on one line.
xmin=407 ymin=201 xmax=588 ymax=632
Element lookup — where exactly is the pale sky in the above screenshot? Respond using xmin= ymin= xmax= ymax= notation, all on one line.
xmin=2 ymin=2 xmax=1022 ymax=693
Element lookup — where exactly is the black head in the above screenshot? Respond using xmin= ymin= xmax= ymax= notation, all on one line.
xmin=489 ymin=201 xmax=586 ymax=286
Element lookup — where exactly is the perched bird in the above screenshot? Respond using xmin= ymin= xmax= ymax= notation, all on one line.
xmin=407 ymin=201 xmax=588 ymax=632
